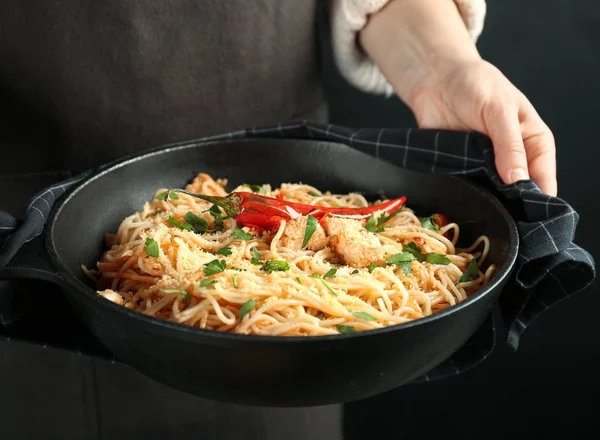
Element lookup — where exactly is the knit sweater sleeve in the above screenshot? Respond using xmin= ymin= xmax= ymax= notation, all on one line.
xmin=330 ymin=0 xmax=487 ymax=95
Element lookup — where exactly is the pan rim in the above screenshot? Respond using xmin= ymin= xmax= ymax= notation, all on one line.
xmin=47 ymin=137 xmax=519 ymax=344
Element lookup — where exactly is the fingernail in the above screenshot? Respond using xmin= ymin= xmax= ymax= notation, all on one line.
xmin=509 ymin=168 xmax=529 ymax=183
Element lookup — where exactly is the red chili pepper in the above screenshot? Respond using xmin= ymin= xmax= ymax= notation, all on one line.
xmin=169 ymin=189 xmax=406 ymax=231
xmin=432 ymin=213 xmax=454 ymax=240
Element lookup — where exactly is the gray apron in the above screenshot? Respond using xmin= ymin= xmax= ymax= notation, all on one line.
xmin=0 ymin=1 xmax=341 ymax=438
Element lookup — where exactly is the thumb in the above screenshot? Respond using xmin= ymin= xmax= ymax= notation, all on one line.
xmin=485 ymin=104 xmax=530 ymax=185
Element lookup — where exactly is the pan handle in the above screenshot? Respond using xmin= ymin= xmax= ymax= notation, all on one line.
xmin=0 ymin=170 xmax=92 ymax=276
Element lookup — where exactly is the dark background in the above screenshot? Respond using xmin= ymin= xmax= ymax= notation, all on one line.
xmin=322 ymin=1 xmax=600 ymax=438
xmin=1 ymin=1 xmax=598 ymax=439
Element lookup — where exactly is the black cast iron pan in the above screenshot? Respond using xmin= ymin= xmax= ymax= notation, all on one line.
xmin=0 ymin=138 xmax=518 ymax=407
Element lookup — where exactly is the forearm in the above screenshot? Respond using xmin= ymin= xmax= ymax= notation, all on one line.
xmin=359 ymin=0 xmax=481 ymax=108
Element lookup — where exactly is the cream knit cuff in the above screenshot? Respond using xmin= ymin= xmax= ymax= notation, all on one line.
xmin=330 ymin=0 xmax=487 ymax=95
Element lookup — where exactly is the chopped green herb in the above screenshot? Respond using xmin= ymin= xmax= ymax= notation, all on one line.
xmin=301 ymin=214 xmax=318 ymax=249
xmin=166 ymin=216 xmax=193 ymax=231
xmin=183 ymin=212 xmax=208 ymax=234
xmin=232 ymin=228 xmax=253 ymax=240
xmin=199 ymin=279 xmax=217 ymax=288
xmin=323 ymin=268 xmax=337 ymax=279
xmin=296 ymin=277 xmax=302 ymax=285
xmin=336 ymin=325 xmax=356 ymax=334
xmin=402 ymin=242 xmax=450 ymax=266
xmin=316 ymin=313 xmax=324 ymax=320
xmin=238 ymin=299 xmax=257 ymax=318
xmin=365 ymin=214 xmax=379 ymax=233
xmin=143 ymin=238 xmax=159 ymax=258
xmin=368 ymin=262 xmax=377 ymax=273
xmin=215 ymin=246 xmax=232 ymax=256
xmin=426 ymin=253 xmax=451 ymax=265
xmin=310 ymin=274 xmax=337 ymax=296
xmin=208 ymin=204 xmax=222 ymax=217
xmin=385 ymin=252 xmax=416 ymax=275
xmin=156 ymin=191 xmax=179 ymax=201
xmin=232 ymin=273 xmax=239 ymax=288
xmin=260 ymin=260 xmax=290 ymax=272
xmin=242 ymin=184 xmax=267 ymax=195
xmin=203 ymin=259 xmax=227 ymax=276
xmin=156 ymin=209 xmax=163 ymax=214
xmin=365 ymin=206 xmax=404 ymax=233
xmin=377 ymin=206 xmax=404 ymax=228
xmin=205 ymin=205 xmax=225 ymax=232
xmin=352 ymin=311 xmax=376 ymax=321
xmin=231 ymin=267 xmax=246 ymax=272
xmin=159 ymin=289 xmax=190 ymax=306
xmin=458 ymin=259 xmax=478 ymax=283
xmin=420 ymin=215 xmax=441 ymax=232
xmin=251 ymin=247 xmax=261 ymax=265
xmin=308 ymin=191 xmax=320 ymax=197
xmin=351 ymin=269 xmax=359 ymax=275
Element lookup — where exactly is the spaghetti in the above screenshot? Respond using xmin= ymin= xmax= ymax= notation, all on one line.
xmin=83 ymin=173 xmax=495 ymax=336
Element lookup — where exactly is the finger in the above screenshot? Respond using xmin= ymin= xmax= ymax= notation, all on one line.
xmin=517 ymin=96 xmax=558 ymax=196
xmin=484 ymin=103 xmax=530 ymax=185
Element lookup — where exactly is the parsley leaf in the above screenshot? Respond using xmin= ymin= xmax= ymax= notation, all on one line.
xmin=296 ymin=277 xmax=302 ymax=285
xmin=403 ymin=242 xmax=423 ymax=260
xmin=426 ymin=253 xmax=451 ymax=265
xmin=215 ymin=246 xmax=232 ymax=256
xmin=336 ymin=325 xmax=356 ymax=334
xmin=160 ymin=289 xmax=190 ymax=306
xmin=156 ymin=191 xmax=179 ymax=201
xmin=242 ymin=184 xmax=267 ymax=195
xmin=420 ymin=215 xmax=440 ymax=232
xmin=458 ymin=259 xmax=478 ymax=283
xmin=199 ymin=279 xmax=217 ymax=288
xmin=385 ymin=252 xmax=416 ymax=275
xmin=323 ymin=268 xmax=337 ymax=279
xmin=232 ymin=228 xmax=253 ymax=240
xmin=203 ymin=259 xmax=226 ymax=276
xmin=206 ymin=205 xmax=225 ymax=232
xmin=308 ymin=191 xmax=320 ymax=197
xmin=302 ymin=215 xmax=318 ymax=248
xmin=402 ymin=242 xmax=450 ymax=266
xmin=377 ymin=206 xmax=404 ymax=229
xmin=310 ymin=274 xmax=337 ymax=296
xmin=316 ymin=313 xmax=324 ymax=320
xmin=232 ymin=274 xmax=239 ymax=288
xmin=143 ymin=238 xmax=159 ymax=258
xmin=365 ymin=214 xmax=379 ymax=233
xmin=251 ymin=247 xmax=261 ymax=265
xmin=260 ymin=261 xmax=290 ymax=272
xmin=351 ymin=269 xmax=359 ymax=275
xmin=365 ymin=206 xmax=404 ymax=233
xmin=352 ymin=311 xmax=376 ymax=321
xmin=208 ymin=204 xmax=222 ymax=217
xmin=183 ymin=212 xmax=208 ymax=234
xmin=166 ymin=216 xmax=193 ymax=231
xmin=238 ymin=299 xmax=257 ymax=318
xmin=368 ymin=262 xmax=376 ymax=273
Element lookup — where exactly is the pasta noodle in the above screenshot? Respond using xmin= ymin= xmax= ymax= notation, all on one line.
xmin=83 ymin=174 xmax=494 ymax=336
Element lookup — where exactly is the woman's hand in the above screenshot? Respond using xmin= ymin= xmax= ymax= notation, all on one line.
xmin=409 ymin=58 xmax=557 ymax=196
xmin=358 ymin=0 xmax=558 ymax=196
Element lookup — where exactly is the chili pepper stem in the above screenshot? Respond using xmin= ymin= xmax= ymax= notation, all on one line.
xmin=169 ymin=189 xmax=242 ymax=217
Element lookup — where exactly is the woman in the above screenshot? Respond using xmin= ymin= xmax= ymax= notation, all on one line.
xmin=0 ymin=0 xmax=556 ymax=438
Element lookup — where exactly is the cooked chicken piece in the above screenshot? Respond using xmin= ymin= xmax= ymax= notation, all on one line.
xmin=324 ymin=217 xmax=384 ymax=268
xmin=185 ymin=173 xmax=228 ymax=196
xmin=98 ymin=289 xmax=125 ymax=305
xmin=279 ymin=216 xmax=328 ymax=251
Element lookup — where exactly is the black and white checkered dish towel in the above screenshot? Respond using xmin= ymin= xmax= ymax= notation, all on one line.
xmin=0 ymin=121 xmax=595 ymax=382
